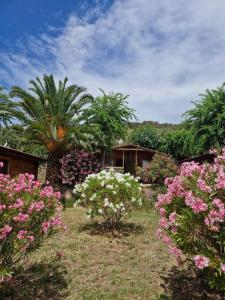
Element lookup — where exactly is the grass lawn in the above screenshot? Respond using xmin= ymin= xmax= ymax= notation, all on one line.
xmin=4 ymin=206 xmax=223 ymax=300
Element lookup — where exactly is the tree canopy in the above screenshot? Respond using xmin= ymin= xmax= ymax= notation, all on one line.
xmin=184 ymin=83 xmax=225 ymax=152
xmin=83 ymin=90 xmax=136 ymax=165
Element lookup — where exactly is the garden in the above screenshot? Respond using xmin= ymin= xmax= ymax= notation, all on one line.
xmin=0 ymin=76 xmax=224 ymax=299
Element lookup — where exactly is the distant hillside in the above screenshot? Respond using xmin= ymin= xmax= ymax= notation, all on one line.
xmin=128 ymin=121 xmax=181 ymax=132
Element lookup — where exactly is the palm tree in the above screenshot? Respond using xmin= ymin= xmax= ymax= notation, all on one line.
xmin=0 ymin=87 xmax=12 ymax=127
xmin=8 ymin=74 xmax=94 ymax=184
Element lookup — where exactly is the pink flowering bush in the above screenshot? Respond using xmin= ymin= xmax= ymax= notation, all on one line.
xmin=156 ymin=148 xmax=225 ymax=290
xmin=0 ymin=166 xmax=62 ymax=281
xmin=60 ymin=150 xmax=101 ymax=186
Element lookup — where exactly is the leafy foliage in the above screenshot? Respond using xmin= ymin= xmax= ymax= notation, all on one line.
xmin=184 ymin=83 xmax=225 ymax=152
xmin=137 ymin=153 xmax=178 ymax=184
xmin=73 ymin=170 xmax=143 ymax=229
xmin=130 ymin=125 xmax=162 ymax=150
xmin=0 ymin=87 xmax=12 ymax=127
xmin=0 ymin=168 xmax=62 ymax=282
xmin=60 ymin=150 xmax=101 ymax=186
xmin=0 ymin=125 xmax=47 ymax=157
xmin=161 ymin=128 xmax=199 ymax=160
xmin=156 ymin=148 xmax=225 ymax=290
xmin=83 ymin=90 xmax=136 ymax=165
xmin=5 ymin=75 xmax=94 ymax=183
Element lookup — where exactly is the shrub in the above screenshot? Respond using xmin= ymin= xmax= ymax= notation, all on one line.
xmin=73 ymin=170 xmax=143 ymax=228
xmin=137 ymin=153 xmax=178 ymax=184
xmin=155 ymin=148 xmax=225 ymax=290
xmin=0 ymin=166 xmax=62 ymax=281
xmin=60 ymin=150 xmax=101 ymax=186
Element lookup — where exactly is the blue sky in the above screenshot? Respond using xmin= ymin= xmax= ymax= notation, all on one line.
xmin=1 ymin=0 xmax=225 ymax=123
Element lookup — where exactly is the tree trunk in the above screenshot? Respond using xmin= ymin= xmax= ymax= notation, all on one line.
xmin=46 ymin=152 xmax=62 ymax=187
xmin=100 ymin=148 xmax=106 ymax=169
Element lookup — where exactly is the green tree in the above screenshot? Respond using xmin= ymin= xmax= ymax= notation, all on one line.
xmin=7 ymin=75 xmax=94 ymax=184
xmin=129 ymin=124 xmax=162 ymax=150
xmin=84 ymin=90 xmax=136 ymax=167
xmin=160 ymin=128 xmax=199 ymax=160
xmin=184 ymin=83 xmax=225 ymax=152
xmin=0 ymin=87 xmax=11 ymax=127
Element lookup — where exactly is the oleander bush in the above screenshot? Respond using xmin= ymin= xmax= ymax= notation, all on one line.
xmin=73 ymin=170 xmax=143 ymax=228
xmin=60 ymin=150 xmax=101 ymax=186
xmin=155 ymin=148 xmax=225 ymax=290
xmin=137 ymin=153 xmax=178 ymax=184
xmin=0 ymin=164 xmax=62 ymax=282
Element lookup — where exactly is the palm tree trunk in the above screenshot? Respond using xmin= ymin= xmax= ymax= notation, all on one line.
xmin=46 ymin=152 xmax=61 ymax=186
xmin=100 ymin=148 xmax=106 ymax=169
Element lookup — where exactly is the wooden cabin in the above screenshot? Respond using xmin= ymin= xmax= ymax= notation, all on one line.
xmin=180 ymin=152 xmax=216 ymax=164
xmin=105 ymin=144 xmax=157 ymax=175
xmin=0 ymin=145 xmax=46 ymax=178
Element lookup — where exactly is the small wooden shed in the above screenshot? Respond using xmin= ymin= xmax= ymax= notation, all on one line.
xmin=105 ymin=144 xmax=157 ymax=175
xmin=0 ymin=145 xmax=46 ymax=178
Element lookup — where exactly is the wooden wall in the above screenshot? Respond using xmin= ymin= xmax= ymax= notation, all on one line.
xmin=0 ymin=153 xmax=39 ymax=178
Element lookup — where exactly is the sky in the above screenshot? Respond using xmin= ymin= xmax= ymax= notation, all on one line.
xmin=1 ymin=0 xmax=225 ymax=123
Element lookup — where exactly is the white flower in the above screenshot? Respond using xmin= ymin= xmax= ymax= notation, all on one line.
xmin=112 ymin=191 xmax=117 ymax=195
xmin=106 ymin=184 xmax=113 ymax=189
xmin=81 ymin=193 xmax=86 ymax=198
xmin=98 ymin=209 xmax=103 ymax=214
xmin=104 ymin=198 xmax=110 ymax=207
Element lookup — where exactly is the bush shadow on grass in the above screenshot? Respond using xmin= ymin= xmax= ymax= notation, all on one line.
xmin=78 ymin=221 xmax=145 ymax=238
xmin=1 ymin=257 xmax=68 ymax=300
xmin=159 ymin=265 xmax=225 ymax=300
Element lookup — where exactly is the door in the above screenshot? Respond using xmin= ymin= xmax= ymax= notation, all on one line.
xmin=124 ymin=151 xmax=135 ymax=175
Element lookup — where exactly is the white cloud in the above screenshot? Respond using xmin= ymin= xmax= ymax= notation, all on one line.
xmin=1 ymin=0 xmax=225 ymax=122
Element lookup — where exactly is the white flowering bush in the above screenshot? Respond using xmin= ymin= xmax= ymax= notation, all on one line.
xmin=73 ymin=170 xmax=143 ymax=228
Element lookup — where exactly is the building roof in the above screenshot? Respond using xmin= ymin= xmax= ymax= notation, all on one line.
xmin=113 ymin=143 xmax=158 ymax=153
xmin=0 ymin=145 xmax=46 ymax=163
xmin=180 ymin=152 xmax=215 ymax=164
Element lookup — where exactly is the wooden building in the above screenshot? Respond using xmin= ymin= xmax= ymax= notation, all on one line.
xmin=105 ymin=144 xmax=157 ymax=175
xmin=180 ymin=152 xmax=216 ymax=164
xmin=0 ymin=145 xmax=46 ymax=178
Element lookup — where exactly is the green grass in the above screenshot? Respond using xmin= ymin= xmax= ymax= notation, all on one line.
xmin=4 ymin=206 xmax=223 ymax=299
xmin=5 ymin=207 xmax=177 ymax=300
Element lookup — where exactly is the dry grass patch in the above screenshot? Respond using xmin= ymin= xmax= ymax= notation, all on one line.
xmin=3 ymin=207 xmax=177 ymax=300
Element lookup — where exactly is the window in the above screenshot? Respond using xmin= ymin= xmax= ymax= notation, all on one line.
xmin=115 ymin=158 xmax=123 ymax=167
xmin=0 ymin=159 xmax=9 ymax=174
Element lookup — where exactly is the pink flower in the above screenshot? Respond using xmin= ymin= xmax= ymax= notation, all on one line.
xmin=29 ymin=201 xmax=45 ymax=213
xmin=159 ymin=218 xmax=169 ymax=229
xmin=169 ymin=246 xmax=182 ymax=258
xmin=9 ymin=198 xmax=24 ymax=209
xmin=194 ymin=255 xmax=209 ymax=269
xmin=162 ymin=234 xmax=172 ymax=245
xmin=0 ymin=162 xmax=3 ymax=168
xmin=17 ymin=230 xmax=27 ymax=240
xmin=221 ymin=264 xmax=225 ymax=274
xmin=13 ymin=213 xmax=29 ymax=222
xmin=156 ymin=228 xmax=163 ymax=238
xmin=197 ymin=178 xmax=212 ymax=193
xmin=0 ymin=225 xmax=12 ymax=239
xmin=28 ymin=235 xmax=34 ymax=242
xmin=169 ymin=212 xmax=177 ymax=223
xmin=191 ymin=198 xmax=208 ymax=213
xmin=42 ymin=221 xmax=51 ymax=233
